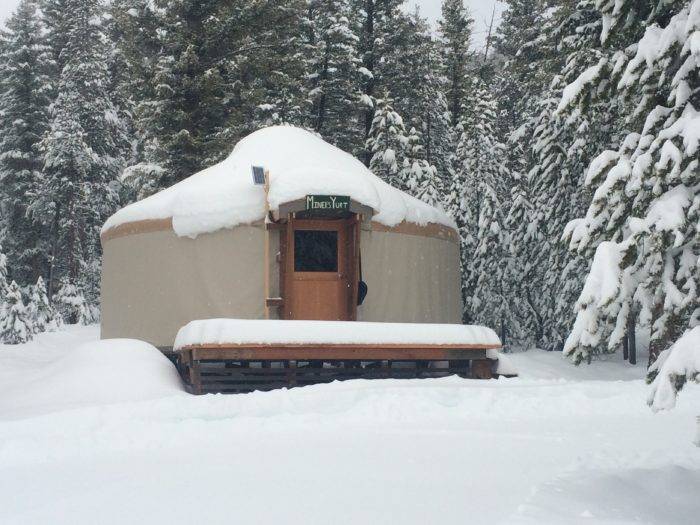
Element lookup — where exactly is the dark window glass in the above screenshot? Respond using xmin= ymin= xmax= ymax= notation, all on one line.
xmin=294 ymin=230 xmax=338 ymax=272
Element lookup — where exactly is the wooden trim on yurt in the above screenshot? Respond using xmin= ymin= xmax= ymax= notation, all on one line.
xmin=101 ymin=216 xmax=458 ymax=244
xmin=370 ymin=221 xmax=458 ymax=243
xmin=100 ymin=218 xmax=174 ymax=243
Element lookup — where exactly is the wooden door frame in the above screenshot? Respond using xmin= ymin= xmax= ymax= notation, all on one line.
xmin=280 ymin=214 xmax=359 ymax=321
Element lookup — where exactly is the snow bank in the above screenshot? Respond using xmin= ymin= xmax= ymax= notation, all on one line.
xmin=102 ymin=126 xmax=455 ymax=239
xmin=2 ymin=328 xmax=700 ymax=524
xmin=648 ymin=326 xmax=700 ymax=411
xmin=175 ymin=318 xmax=501 ymax=349
xmin=0 ymin=339 xmax=183 ymax=418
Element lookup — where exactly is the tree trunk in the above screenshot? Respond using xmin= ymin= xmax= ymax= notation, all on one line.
xmin=627 ymin=310 xmax=636 ymax=365
xmin=47 ymin=203 xmax=61 ymax=305
xmin=500 ymin=317 xmax=506 ymax=351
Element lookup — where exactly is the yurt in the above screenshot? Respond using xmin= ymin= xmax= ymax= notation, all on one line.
xmin=100 ymin=126 xmax=462 ymax=350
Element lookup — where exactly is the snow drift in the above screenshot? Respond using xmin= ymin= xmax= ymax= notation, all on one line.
xmin=102 ymin=126 xmax=455 ymax=239
xmin=0 ymin=339 xmax=184 ymax=418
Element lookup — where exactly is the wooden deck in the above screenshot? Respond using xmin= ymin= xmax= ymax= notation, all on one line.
xmin=176 ymin=343 xmax=501 ymax=394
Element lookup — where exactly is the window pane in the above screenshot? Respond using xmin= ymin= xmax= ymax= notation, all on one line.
xmin=294 ymin=230 xmax=338 ymax=272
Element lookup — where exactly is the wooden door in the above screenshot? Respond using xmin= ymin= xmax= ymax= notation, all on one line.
xmin=284 ymin=217 xmax=358 ymax=321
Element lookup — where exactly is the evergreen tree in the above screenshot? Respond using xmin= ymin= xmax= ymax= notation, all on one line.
xmin=438 ymin=0 xmax=474 ymax=124
xmin=27 ymin=276 xmax=59 ymax=333
xmin=521 ymin=0 xmax=611 ymax=349
xmin=33 ymin=0 xmax=127 ymax=301
xmin=54 ymin=280 xmax=91 ymax=325
xmin=0 ymin=0 xmax=53 ymax=284
xmin=352 ymin=0 xmax=406 ymax=163
xmin=393 ymin=10 xmax=455 ymax=193
xmin=366 ymin=94 xmax=408 ymax=189
xmin=304 ymin=0 xmax=362 ymax=150
xmin=402 ymin=127 xmax=440 ymax=207
xmin=0 ymin=280 xmax=33 ymax=344
xmin=455 ymin=79 xmax=512 ymax=326
xmin=564 ymin=0 xmax=699 ymax=366
xmin=131 ymin=0 xmax=308 ymax=189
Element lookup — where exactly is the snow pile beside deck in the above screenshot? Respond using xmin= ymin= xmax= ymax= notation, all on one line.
xmin=174 ymin=319 xmax=501 ymax=349
xmin=0 ymin=337 xmax=183 ymax=418
xmin=102 ymin=126 xmax=455 ymax=238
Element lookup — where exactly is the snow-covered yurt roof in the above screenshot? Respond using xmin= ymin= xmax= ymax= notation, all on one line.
xmin=102 ymin=126 xmax=455 ymax=240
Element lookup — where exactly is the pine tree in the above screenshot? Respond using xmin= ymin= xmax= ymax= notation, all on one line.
xmin=131 ymin=0 xmax=308 ymax=189
xmin=54 ymin=280 xmax=91 ymax=325
xmin=564 ymin=0 xmax=700 ymax=366
xmin=519 ymin=0 xmax=612 ymax=350
xmin=455 ymin=79 xmax=512 ymax=326
xmin=304 ymin=0 xmax=362 ymax=150
xmin=33 ymin=0 xmax=127 ymax=301
xmin=438 ymin=0 xmax=474 ymax=124
xmin=352 ymin=0 xmax=407 ymax=163
xmin=402 ymin=127 xmax=440 ymax=207
xmin=0 ymin=0 xmax=53 ymax=284
xmin=27 ymin=276 xmax=59 ymax=333
xmin=366 ymin=94 xmax=408 ymax=189
xmin=0 ymin=280 xmax=33 ymax=344
xmin=392 ymin=10 xmax=454 ymax=194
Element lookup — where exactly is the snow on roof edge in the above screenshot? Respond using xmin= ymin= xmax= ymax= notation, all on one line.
xmin=103 ymin=126 xmax=456 ymax=239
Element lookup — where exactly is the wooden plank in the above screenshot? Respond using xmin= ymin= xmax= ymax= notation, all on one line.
xmin=263 ymin=169 xmax=271 ymax=319
xmin=186 ymin=346 xmax=491 ymax=361
xmin=265 ymin=297 xmax=284 ymax=307
xmin=191 ymin=360 xmax=203 ymax=395
xmin=182 ymin=342 xmax=499 ymax=351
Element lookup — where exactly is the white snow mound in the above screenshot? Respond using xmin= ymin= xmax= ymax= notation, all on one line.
xmin=175 ymin=318 xmax=501 ymax=349
xmin=1 ymin=339 xmax=183 ymax=418
xmin=103 ymin=126 xmax=455 ymax=238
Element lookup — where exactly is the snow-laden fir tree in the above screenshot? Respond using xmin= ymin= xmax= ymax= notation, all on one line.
xmin=401 ymin=126 xmax=441 ymax=207
xmin=521 ymin=0 xmax=615 ymax=350
xmin=27 ymin=276 xmax=59 ymax=333
xmin=392 ymin=10 xmax=455 ymax=196
xmin=33 ymin=0 xmax=127 ymax=302
xmin=366 ymin=94 xmax=408 ymax=189
xmin=564 ymin=0 xmax=700 ymax=366
xmin=131 ymin=0 xmax=308 ymax=188
xmin=438 ymin=0 xmax=474 ymax=124
xmin=304 ymin=0 xmax=362 ymax=151
xmin=54 ymin=281 xmax=92 ymax=325
xmin=41 ymin=0 xmax=71 ymax=73
xmin=0 ymin=280 xmax=33 ymax=344
xmin=0 ymin=0 xmax=53 ymax=284
xmin=455 ymin=79 xmax=513 ymax=326
xmin=351 ymin=0 xmax=406 ymax=163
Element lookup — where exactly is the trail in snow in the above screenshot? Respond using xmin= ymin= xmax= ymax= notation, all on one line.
xmin=0 ymin=327 xmax=698 ymax=525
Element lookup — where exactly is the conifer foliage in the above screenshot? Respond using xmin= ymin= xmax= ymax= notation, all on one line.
xmin=1 ymin=281 xmax=33 ymax=344
xmin=564 ymin=0 xmax=700 ymax=365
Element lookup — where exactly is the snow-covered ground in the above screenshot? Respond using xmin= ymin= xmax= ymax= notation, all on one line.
xmin=1 ymin=327 xmax=698 ymax=524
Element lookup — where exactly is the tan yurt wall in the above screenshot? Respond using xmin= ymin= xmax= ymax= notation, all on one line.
xmin=359 ymin=226 xmax=462 ymax=324
xmin=101 ymin=225 xmax=265 ymax=348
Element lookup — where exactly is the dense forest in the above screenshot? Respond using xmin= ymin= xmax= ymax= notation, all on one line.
xmin=0 ymin=0 xmax=697 ymax=372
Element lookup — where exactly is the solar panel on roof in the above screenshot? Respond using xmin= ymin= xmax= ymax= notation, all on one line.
xmin=251 ymin=166 xmax=266 ymax=185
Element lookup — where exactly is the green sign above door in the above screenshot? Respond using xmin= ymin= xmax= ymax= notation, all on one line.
xmin=305 ymin=195 xmax=351 ymax=212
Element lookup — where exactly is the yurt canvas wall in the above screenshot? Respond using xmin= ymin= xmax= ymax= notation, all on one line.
xmin=101 ymin=221 xmax=460 ymax=348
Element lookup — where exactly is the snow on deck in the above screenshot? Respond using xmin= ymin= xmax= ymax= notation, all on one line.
xmin=102 ymin=126 xmax=455 ymax=239
xmin=174 ymin=318 xmax=501 ymax=349
xmin=1 ymin=328 xmax=699 ymax=524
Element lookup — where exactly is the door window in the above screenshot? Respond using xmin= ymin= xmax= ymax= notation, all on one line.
xmin=294 ymin=230 xmax=338 ymax=272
